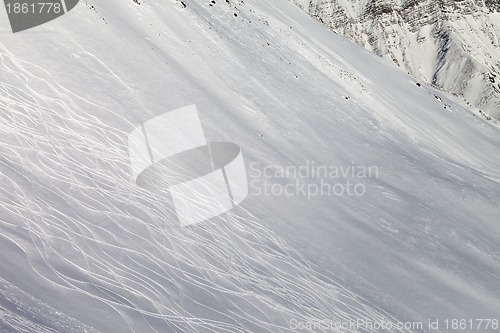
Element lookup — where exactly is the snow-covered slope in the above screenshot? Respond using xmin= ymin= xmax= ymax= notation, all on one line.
xmin=290 ymin=0 xmax=500 ymax=120
xmin=0 ymin=0 xmax=499 ymax=332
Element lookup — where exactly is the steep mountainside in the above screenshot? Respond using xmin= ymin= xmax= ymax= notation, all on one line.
xmin=1 ymin=0 xmax=499 ymax=332
xmin=291 ymin=0 xmax=500 ymax=120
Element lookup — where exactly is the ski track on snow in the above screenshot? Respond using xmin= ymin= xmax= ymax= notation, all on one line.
xmin=0 ymin=45 xmax=419 ymax=333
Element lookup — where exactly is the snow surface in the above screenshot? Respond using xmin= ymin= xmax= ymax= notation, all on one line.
xmin=290 ymin=0 xmax=500 ymax=120
xmin=0 ymin=0 xmax=499 ymax=332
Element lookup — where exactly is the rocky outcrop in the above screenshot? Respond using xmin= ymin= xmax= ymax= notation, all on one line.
xmin=291 ymin=0 xmax=500 ymax=119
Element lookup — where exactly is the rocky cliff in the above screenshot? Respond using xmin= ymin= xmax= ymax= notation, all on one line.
xmin=291 ymin=0 xmax=500 ymax=119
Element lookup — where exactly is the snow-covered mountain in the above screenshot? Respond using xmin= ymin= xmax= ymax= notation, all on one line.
xmin=1 ymin=0 xmax=499 ymax=332
xmin=290 ymin=0 xmax=500 ymax=120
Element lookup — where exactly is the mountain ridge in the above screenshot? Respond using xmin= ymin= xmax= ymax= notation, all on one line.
xmin=0 ymin=0 xmax=499 ymax=332
xmin=290 ymin=0 xmax=500 ymax=120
